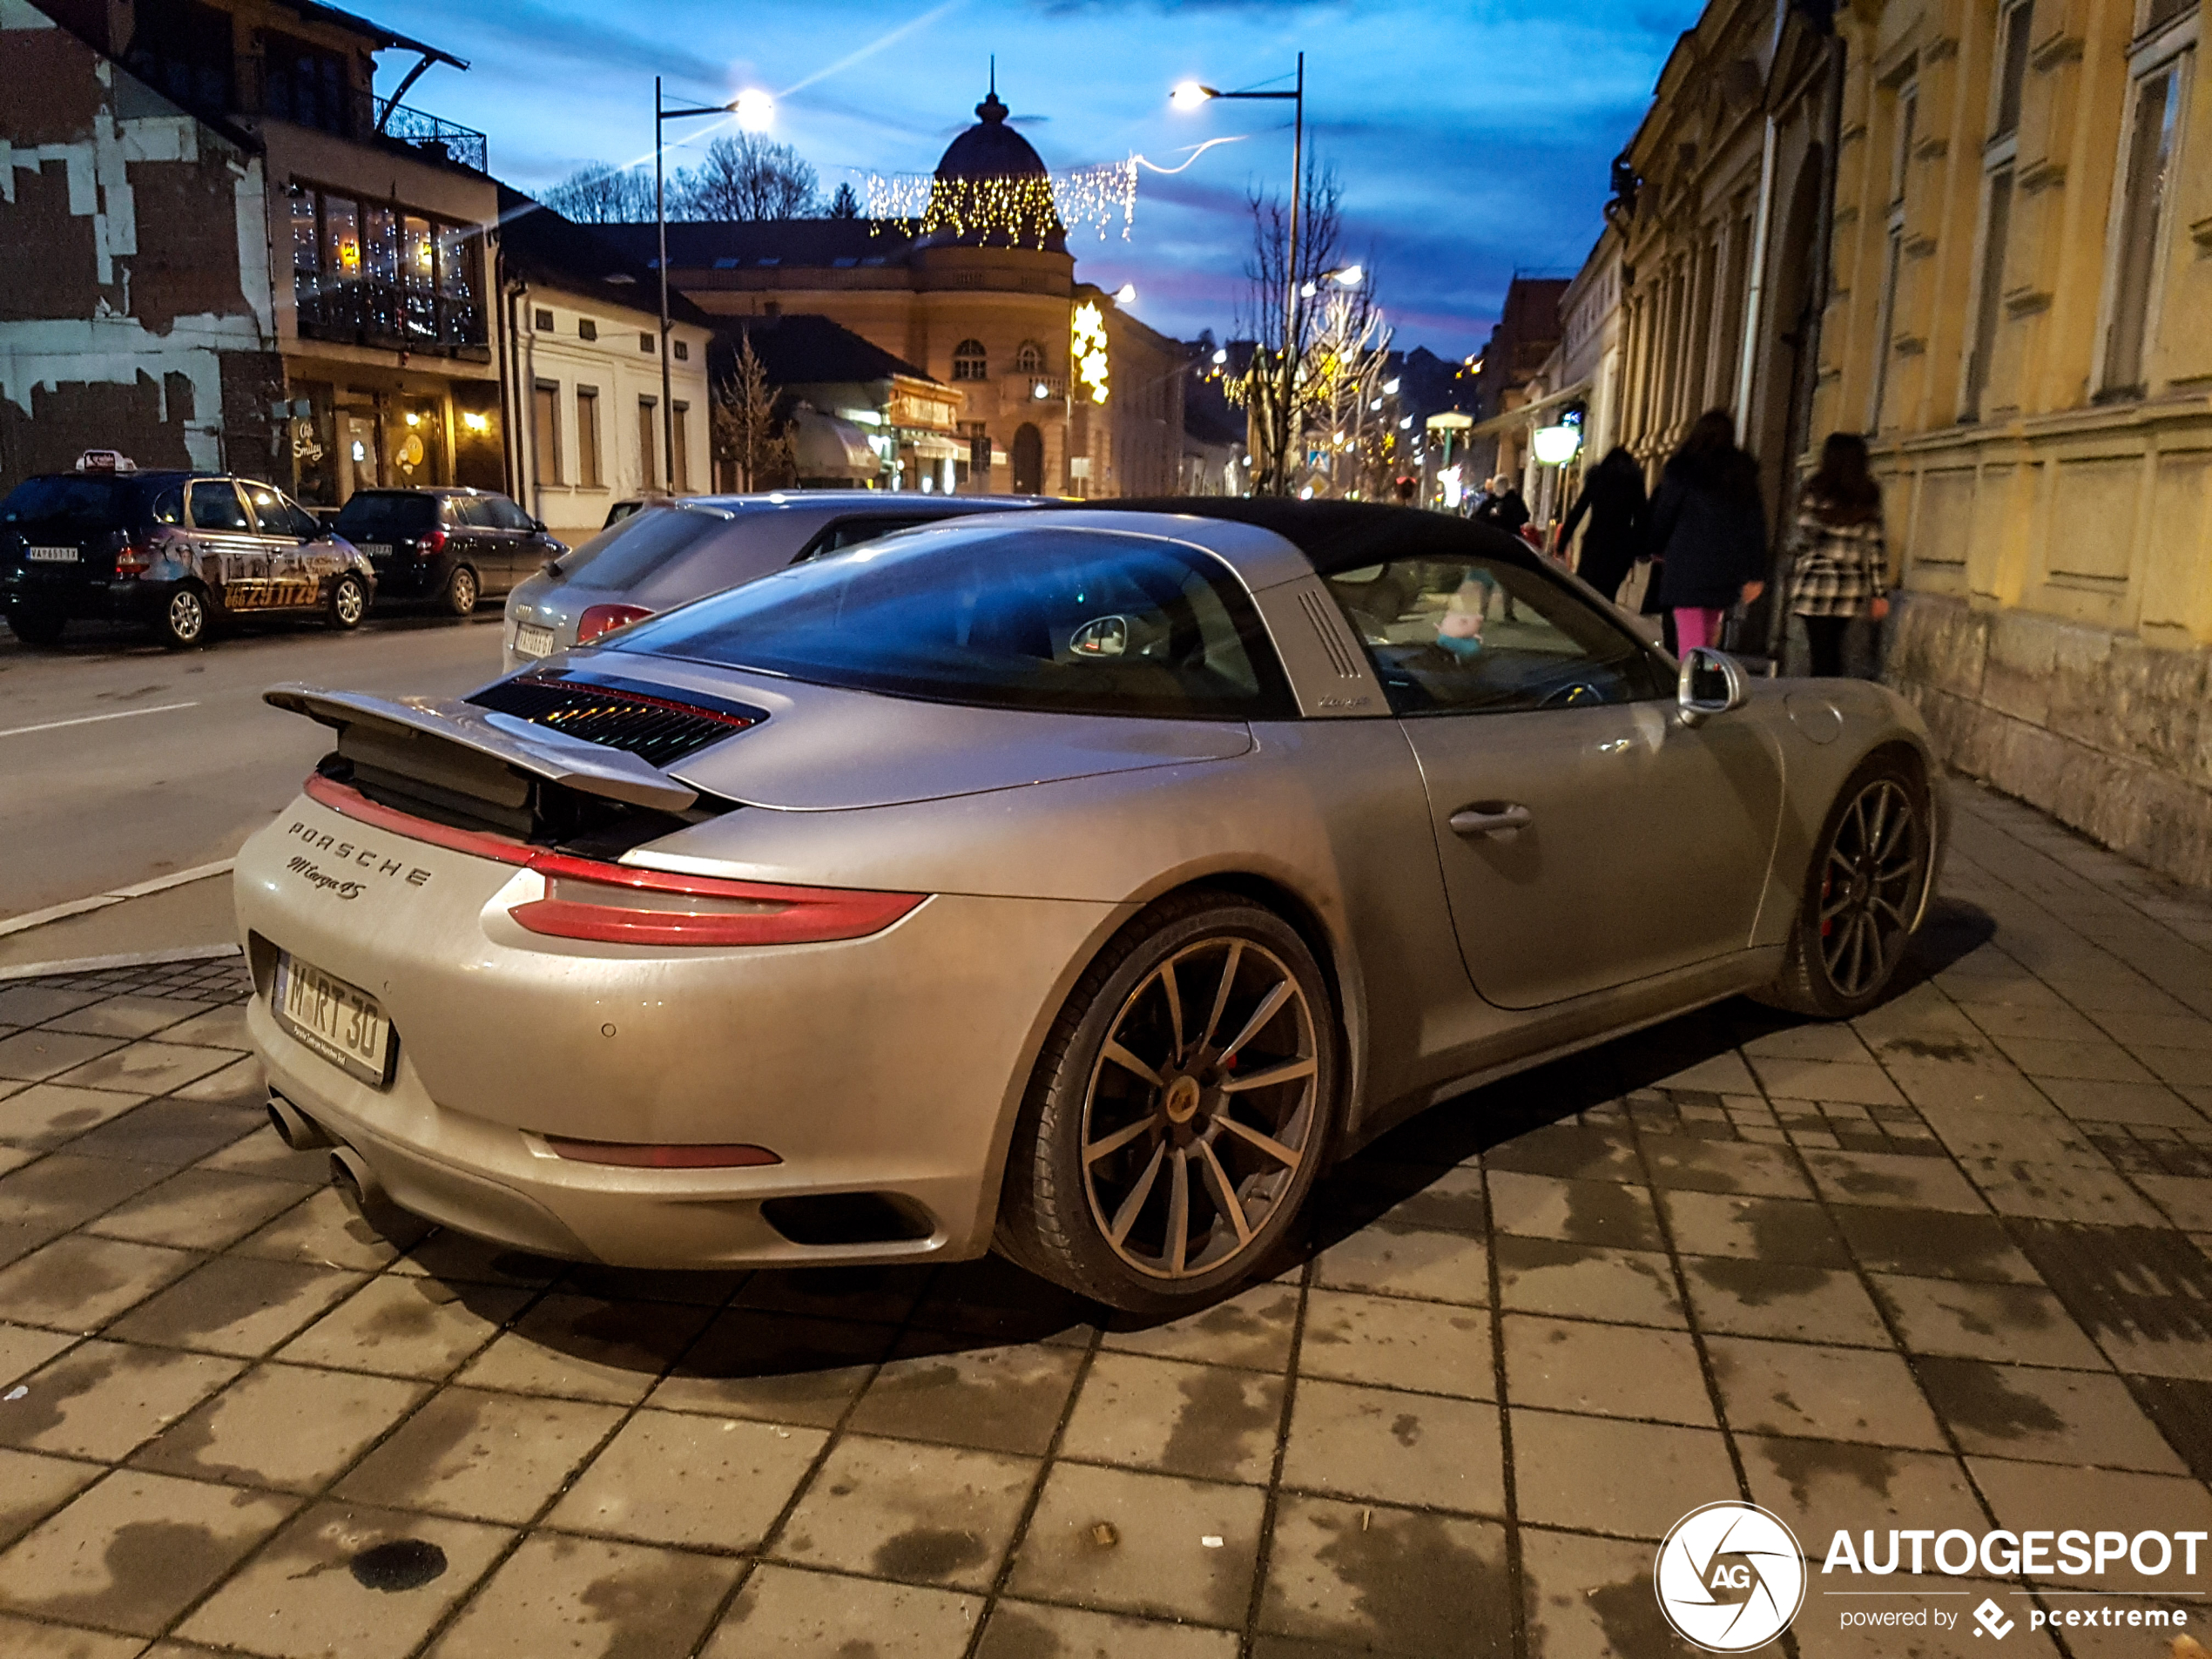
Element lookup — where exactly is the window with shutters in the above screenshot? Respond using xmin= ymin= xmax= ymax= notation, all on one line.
xmin=2096 ymin=0 xmax=2195 ymax=395
xmin=532 ymin=381 xmax=562 ymax=486
xmin=577 ymin=388 xmax=603 ymax=489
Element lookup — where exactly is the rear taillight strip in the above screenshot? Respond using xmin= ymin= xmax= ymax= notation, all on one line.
xmin=301 ymin=773 xmax=925 ymax=947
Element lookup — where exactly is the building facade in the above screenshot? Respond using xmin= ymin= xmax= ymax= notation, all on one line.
xmin=1818 ymin=0 xmax=2212 ymax=884
xmin=597 ymin=87 xmax=1185 ymax=498
xmin=1 ymin=0 xmax=503 ymax=508
xmin=496 ymin=189 xmax=711 ymax=544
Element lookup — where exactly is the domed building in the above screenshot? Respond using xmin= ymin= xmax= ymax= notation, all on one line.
xmin=595 ymin=83 xmax=1183 ymax=497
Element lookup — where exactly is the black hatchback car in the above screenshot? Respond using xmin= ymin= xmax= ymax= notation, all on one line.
xmin=332 ymin=488 xmax=563 ymax=617
xmin=1 ymin=462 xmax=375 ymax=650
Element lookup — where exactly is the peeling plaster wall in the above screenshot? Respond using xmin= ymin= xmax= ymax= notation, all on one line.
xmin=0 ymin=0 xmax=275 ymax=484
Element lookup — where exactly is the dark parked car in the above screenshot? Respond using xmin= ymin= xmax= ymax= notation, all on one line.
xmin=332 ymin=489 xmax=563 ymax=617
xmin=1 ymin=461 xmax=374 ymax=650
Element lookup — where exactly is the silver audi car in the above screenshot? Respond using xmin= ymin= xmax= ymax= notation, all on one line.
xmin=501 ymin=491 xmax=1035 ymax=671
xmin=234 ymin=502 xmax=1944 ymax=1312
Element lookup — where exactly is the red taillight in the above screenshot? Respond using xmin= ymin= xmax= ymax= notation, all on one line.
xmin=113 ymin=536 xmax=152 ymax=577
xmin=543 ymin=1136 xmax=780 ymax=1168
xmin=417 ymin=529 xmax=448 ymax=554
xmin=510 ymin=853 xmax=923 ymax=946
xmin=576 ymin=604 xmax=653 ymax=644
xmin=301 ymin=773 xmax=925 ymax=947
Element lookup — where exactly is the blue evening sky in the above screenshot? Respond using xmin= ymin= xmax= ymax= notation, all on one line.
xmin=367 ymin=0 xmax=1690 ymax=358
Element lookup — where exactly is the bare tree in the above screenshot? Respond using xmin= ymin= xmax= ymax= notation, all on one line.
xmin=542 ymin=163 xmax=655 ymax=223
xmin=713 ymin=332 xmax=794 ymax=491
xmin=826 ymin=180 xmax=861 ymax=219
xmin=1227 ymin=165 xmax=1384 ymax=496
xmin=674 ymin=133 xmax=819 ymax=221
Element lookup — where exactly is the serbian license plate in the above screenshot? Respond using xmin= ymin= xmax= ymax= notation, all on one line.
xmin=273 ymin=951 xmax=394 ymax=1087
xmin=514 ymin=622 xmax=556 ymax=658
xmin=24 ymin=546 xmax=78 ymax=563
xmin=359 ymin=543 xmax=392 ymax=560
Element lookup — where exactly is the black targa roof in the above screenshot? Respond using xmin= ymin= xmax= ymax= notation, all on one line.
xmin=1072 ymin=499 xmax=1544 ymax=578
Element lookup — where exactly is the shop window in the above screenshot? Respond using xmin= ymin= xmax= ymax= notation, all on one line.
xmin=289 ymin=182 xmax=483 ymax=349
xmin=952 ymin=339 xmax=988 ymax=381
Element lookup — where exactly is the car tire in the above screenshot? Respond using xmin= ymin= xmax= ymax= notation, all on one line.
xmin=327 ymin=573 xmax=368 ymax=631
xmin=1757 ymin=750 xmax=1932 ymax=1020
xmin=997 ymin=891 xmax=1340 ymax=1313
xmin=4 ymin=604 xmax=65 ymax=647
xmin=443 ymin=565 xmax=479 ymax=617
xmin=156 ymin=585 xmax=210 ymax=651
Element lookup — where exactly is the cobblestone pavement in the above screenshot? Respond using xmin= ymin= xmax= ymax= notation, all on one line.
xmin=2 ymin=780 xmax=2211 ymax=1659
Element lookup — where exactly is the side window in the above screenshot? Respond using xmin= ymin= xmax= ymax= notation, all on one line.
xmin=796 ymin=516 xmax=932 ymax=561
xmin=488 ymin=498 xmax=535 ymax=531
xmin=280 ymin=496 xmax=324 ymax=538
xmin=1324 ymin=554 xmax=1665 ymax=715
xmin=187 ymin=481 xmax=251 ymax=532
xmin=452 ymin=497 xmax=496 ymax=529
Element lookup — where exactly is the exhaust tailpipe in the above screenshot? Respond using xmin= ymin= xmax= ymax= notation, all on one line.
xmin=267 ymin=1093 xmax=333 ymax=1150
xmin=328 ymin=1146 xmax=388 ymax=1215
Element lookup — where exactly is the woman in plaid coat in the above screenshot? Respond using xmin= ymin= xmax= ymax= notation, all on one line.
xmin=1789 ymin=432 xmax=1891 ymax=678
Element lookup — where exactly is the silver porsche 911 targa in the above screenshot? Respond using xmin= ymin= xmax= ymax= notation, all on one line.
xmin=233 ymin=502 xmax=1944 ymax=1312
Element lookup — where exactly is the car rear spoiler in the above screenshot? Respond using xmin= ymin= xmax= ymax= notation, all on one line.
xmin=264 ymin=685 xmax=698 ymax=813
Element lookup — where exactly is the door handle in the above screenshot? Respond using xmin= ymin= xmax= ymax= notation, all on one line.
xmin=1450 ymin=803 xmax=1533 ymax=837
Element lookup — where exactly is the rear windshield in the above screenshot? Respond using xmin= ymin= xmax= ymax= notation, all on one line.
xmin=611 ymin=522 xmax=1294 ymax=721
xmin=1 ymin=475 xmax=155 ymax=529
xmin=554 ymin=504 xmax=736 ymax=590
xmin=333 ymin=493 xmax=438 ymax=537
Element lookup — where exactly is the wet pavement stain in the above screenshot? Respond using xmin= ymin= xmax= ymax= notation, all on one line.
xmin=0 ymin=1345 xmax=119 ymax=1446
xmin=1755 ymin=1438 xmax=1898 ymax=1507
xmin=1561 ymin=1181 xmax=1661 ymax=1248
xmin=873 ymin=1526 xmax=988 ymax=1581
xmin=1160 ymin=1364 xmax=1280 ymax=1480
xmin=37 ymin=1519 xmax=227 ymax=1633
xmin=1881 ymin=1036 xmax=1986 ymax=1062
xmin=1309 ymin=1506 xmax=1513 ymax=1656
xmin=2015 ymin=1222 xmax=2212 ymax=1345
xmin=347 ymin=1537 xmax=447 ymax=1591
xmin=1689 ymin=1257 xmax=1838 ymax=1307
xmin=1585 ymin=1573 xmax=1697 ymax=1657
xmin=577 ymin=1554 xmax=731 ymax=1659
xmin=1912 ymin=1358 xmax=2065 ymax=1442
xmin=975 ymin=1604 xmax=1064 ymax=1657
xmin=1830 ymin=1207 xmax=2030 ymax=1281
xmin=1738 ymin=1200 xmax=1849 ymax=1265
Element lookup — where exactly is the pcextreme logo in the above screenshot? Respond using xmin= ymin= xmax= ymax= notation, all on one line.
xmin=1655 ymin=1503 xmax=1808 ymax=1652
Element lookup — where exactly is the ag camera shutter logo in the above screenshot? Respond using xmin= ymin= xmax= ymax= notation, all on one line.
xmin=1655 ymin=1502 xmax=1808 ymax=1651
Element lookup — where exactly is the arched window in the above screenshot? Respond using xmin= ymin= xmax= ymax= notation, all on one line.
xmin=1014 ymin=340 xmax=1045 ymax=374
xmin=951 ymin=339 xmax=988 ymax=381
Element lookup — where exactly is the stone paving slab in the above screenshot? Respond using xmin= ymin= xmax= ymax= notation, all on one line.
xmin=0 ymin=783 xmax=2210 ymax=1656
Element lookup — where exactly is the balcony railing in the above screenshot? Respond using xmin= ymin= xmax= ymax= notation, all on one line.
xmin=294 ymin=276 xmax=486 ymax=354
xmin=371 ymin=98 xmax=489 ymax=174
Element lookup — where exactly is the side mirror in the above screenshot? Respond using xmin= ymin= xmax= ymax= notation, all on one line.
xmin=1677 ymin=646 xmax=1748 ymax=726
xmin=530 ymin=517 xmax=548 ymax=535
xmin=1069 ymin=615 xmax=1130 ymax=658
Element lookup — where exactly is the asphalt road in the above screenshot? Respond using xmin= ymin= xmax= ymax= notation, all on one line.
xmin=0 ymin=609 xmax=507 ymax=921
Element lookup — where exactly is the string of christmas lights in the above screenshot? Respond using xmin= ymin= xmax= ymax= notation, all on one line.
xmin=858 ymin=161 xmax=1137 ymax=245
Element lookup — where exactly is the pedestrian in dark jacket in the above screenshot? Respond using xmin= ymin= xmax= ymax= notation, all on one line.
xmin=1646 ymin=408 xmax=1768 ymax=654
xmin=1788 ymin=431 xmax=1890 ymax=678
xmin=1474 ymin=475 xmax=1530 ymax=536
xmin=1556 ymin=446 xmax=1647 ymax=603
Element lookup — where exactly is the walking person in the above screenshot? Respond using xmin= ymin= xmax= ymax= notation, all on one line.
xmin=1555 ymin=446 xmax=1648 ymax=604
xmin=1787 ymin=431 xmax=1890 ymax=678
xmin=1646 ymin=409 xmax=1767 ymax=655
xmin=1474 ymin=474 xmax=1531 ymax=537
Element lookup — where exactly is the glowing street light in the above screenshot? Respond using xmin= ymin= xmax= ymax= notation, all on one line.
xmin=1299 ymin=264 xmax=1362 ymax=298
xmin=1170 ymin=79 xmax=1212 ymax=111
xmin=733 ymin=87 xmax=775 ymax=130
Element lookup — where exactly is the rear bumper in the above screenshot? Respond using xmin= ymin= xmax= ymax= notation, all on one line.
xmin=3 ymin=572 xmax=172 ymax=621
xmin=234 ymin=794 xmax=1118 ymax=1268
xmin=368 ymin=555 xmax=456 ymax=600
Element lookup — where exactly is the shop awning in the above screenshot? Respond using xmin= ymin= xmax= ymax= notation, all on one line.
xmin=907 ymin=433 xmax=966 ymax=461
xmin=1467 ymin=378 xmax=1592 ymax=439
xmin=790 ymin=407 xmax=880 ymax=479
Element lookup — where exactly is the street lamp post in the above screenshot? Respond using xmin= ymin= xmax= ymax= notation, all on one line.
xmin=655 ymin=79 xmax=772 ymax=495
xmin=1173 ymin=57 xmax=1304 ymax=495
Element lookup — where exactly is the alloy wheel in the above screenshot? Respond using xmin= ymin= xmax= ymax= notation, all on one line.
xmin=333 ymin=577 xmax=366 ymax=627
xmin=167 ymin=590 xmax=205 ymax=644
xmin=1079 ymin=937 xmax=1318 ymax=1281
xmin=1817 ymin=778 xmax=1923 ymax=999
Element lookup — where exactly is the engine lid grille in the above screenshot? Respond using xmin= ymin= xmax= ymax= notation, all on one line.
xmin=469 ymin=672 xmax=763 ymax=766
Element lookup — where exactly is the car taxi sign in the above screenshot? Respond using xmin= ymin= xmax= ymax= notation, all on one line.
xmin=75 ymin=449 xmax=137 ymax=472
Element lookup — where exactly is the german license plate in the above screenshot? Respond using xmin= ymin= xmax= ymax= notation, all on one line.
xmin=273 ymin=951 xmax=394 ymax=1087
xmin=514 ymin=622 xmax=556 ymax=658
xmin=24 ymin=546 xmax=78 ymax=563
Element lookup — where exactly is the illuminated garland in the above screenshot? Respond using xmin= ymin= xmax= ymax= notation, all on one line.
xmin=1071 ymin=300 xmax=1109 ymax=402
xmin=859 ymin=161 xmax=1137 ymax=246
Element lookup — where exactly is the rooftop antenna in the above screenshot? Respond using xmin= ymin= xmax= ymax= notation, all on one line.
xmin=988 ymin=54 xmax=996 ymax=98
